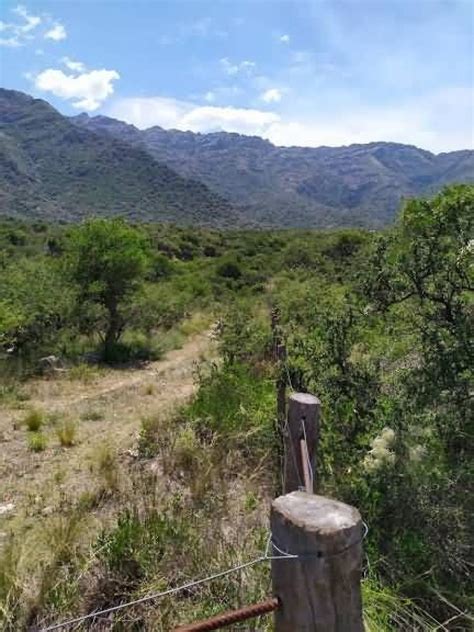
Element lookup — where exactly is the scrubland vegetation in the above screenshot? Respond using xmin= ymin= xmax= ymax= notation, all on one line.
xmin=0 ymin=185 xmax=472 ymax=630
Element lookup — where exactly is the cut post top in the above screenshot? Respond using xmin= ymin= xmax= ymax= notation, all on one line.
xmin=289 ymin=392 xmax=321 ymax=406
xmin=272 ymin=491 xmax=361 ymax=534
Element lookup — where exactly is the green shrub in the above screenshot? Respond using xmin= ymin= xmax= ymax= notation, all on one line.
xmin=216 ymin=258 xmax=242 ymax=280
xmin=68 ymin=364 xmax=102 ymax=383
xmin=23 ymin=408 xmax=44 ymax=431
xmin=97 ymin=505 xmax=195 ymax=579
xmin=106 ymin=330 xmax=163 ymax=363
xmin=28 ymin=431 xmax=47 ymax=452
xmin=189 ymin=362 xmax=275 ymax=460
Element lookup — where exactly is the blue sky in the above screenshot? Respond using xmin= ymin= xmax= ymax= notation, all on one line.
xmin=1 ymin=0 xmax=473 ymax=152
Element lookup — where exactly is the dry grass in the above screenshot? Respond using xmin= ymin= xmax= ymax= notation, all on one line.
xmin=143 ymin=383 xmax=155 ymax=396
xmin=56 ymin=419 xmax=77 ymax=447
xmin=67 ymin=364 xmax=103 ymax=383
xmin=0 ymin=331 xmax=215 ymax=628
xmin=80 ymin=408 xmax=104 ymax=422
xmin=89 ymin=442 xmax=120 ymax=493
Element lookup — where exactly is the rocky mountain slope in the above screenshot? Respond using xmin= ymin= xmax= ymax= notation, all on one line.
xmin=0 ymin=88 xmax=471 ymax=227
xmin=73 ymin=112 xmax=473 ymax=227
xmin=0 ymin=89 xmax=240 ymax=226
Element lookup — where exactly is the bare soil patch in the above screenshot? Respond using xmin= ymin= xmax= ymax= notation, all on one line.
xmin=0 ymin=332 xmax=214 ymax=533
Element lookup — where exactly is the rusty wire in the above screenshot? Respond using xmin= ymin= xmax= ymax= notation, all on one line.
xmin=172 ymin=597 xmax=280 ymax=631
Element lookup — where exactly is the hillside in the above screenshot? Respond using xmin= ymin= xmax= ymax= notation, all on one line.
xmin=0 ymin=89 xmax=240 ymax=227
xmin=1 ymin=88 xmax=472 ymax=228
xmin=73 ymin=113 xmax=474 ymax=228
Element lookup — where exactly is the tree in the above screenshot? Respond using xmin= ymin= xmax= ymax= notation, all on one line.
xmin=67 ymin=219 xmax=150 ymax=361
xmin=0 ymin=257 xmax=71 ymax=357
xmin=363 ymin=185 xmax=473 ymax=425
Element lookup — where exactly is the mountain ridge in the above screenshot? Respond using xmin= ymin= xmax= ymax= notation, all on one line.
xmin=0 ymin=88 xmax=472 ymax=228
xmin=0 ymin=88 xmax=242 ymax=227
xmin=72 ymin=110 xmax=474 ymax=227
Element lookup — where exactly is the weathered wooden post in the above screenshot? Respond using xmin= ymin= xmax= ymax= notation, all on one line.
xmin=271 ymin=306 xmax=287 ymax=492
xmin=284 ymin=393 xmax=321 ymax=493
xmin=271 ymin=492 xmax=364 ymax=632
xmin=276 ymin=342 xmax=287 ymax=430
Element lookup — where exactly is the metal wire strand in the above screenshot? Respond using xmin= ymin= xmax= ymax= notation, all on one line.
xmin=39 ymin=534 xmax=298 ymax=632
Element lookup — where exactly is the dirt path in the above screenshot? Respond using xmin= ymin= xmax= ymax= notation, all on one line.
xmin=0 ymin=331 xmax=214 ymax=531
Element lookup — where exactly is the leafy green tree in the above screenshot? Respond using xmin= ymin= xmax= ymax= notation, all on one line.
xmin=364 ymin=184 xmax=473 ymax=454
xmin=0 ymin=257 xmax=72 ymax=357
xmin=358 ymin=185 xmax=474 ymax=611
xmin=67 ymin=219 xmax=150 ymax=361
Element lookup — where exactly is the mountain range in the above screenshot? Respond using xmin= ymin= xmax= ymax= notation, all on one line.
xmin=0 ymin=89 xmax=240 ymax=227
xmin=1 ymin=88 xmax=473 ymax=228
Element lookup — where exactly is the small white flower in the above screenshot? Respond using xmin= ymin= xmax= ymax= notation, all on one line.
xmin=409 ymin=445 xmax=426 ymax=462
xmin=363 ymin=427 xmax=396 ymax=472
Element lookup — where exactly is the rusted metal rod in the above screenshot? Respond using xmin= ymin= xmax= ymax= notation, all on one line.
xmin=172 ymin=596 xmax=279 ymax=631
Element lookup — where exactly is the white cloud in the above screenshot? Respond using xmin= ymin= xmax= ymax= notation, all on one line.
xmin=266 ymin=87 xmax=474 ymax=152
xmin=159 ymin=17 xmax=227 ymax=45
xmin=261 ymin=88 xmax=283 ymax=103
xmin=204 ymin=91 xmax=215 ymax=103
xmin=106 ymin=96 xmax=279 ymax=136
xmin=61 ymin=56 xmax=85 ymax=72
xmin=0 ymin=4 xmax=41 ymax=46
xmin=104 ymin=86 xmax=473 ymax=153
xmin=280 ymin=34 xmax=290 ymax=44
xmin=220 ymin=57 xmax=256 ymax=76
xmin=181 ymin=106 xmax=279 ymax=135
xmin=13 ymin=5 xmax=41 ymax=32
xmin=0 ymin=5 xmax=69 ymax=47
xmin=34 ymin=67 xmax=120 ymax=111
xmin=0 ymin=36 xmax=21 ymax=47
xmin=44 ymin=22 xmax=66 ymax=41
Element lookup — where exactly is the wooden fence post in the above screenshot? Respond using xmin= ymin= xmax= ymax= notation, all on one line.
xmin=271 ymin=491 xmax=364 ymax=632
xmin=271 ymin=306 xmax=287 ymax=492
xmin=284 ymin=393 xmax=321 ymax=494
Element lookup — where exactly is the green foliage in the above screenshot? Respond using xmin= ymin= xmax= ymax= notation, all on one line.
xmin=66 ymin=218 xmax=151 ymax=361
xmin=270 ymin=186 xmax=474 ymax=621
xmin=28 ymin=431 xmax=48 ymax=452
xmin=97 ymin=505 xmax=195 ymax=580
xmin=23 ymin=408 xmax=44 ymax=431
xmin=0 ymin=256 xmax=72 ymax=358
xmin=216 ymin=257 xmax=242 ymax=280
xmin=189 ymin=362 xmax=275 ymax=459
xmin=0 ymin=188 xmax=472 ymax=628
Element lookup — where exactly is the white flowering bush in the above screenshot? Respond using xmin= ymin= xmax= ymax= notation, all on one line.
xmin=363 ymin=427 xmax=396 ymax=472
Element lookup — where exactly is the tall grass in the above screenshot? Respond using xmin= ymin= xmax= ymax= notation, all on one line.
xmin=56 ymin=420 xmax=77 ymax=447
xmin=23 ymin=408 xmax=44 ymax=431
